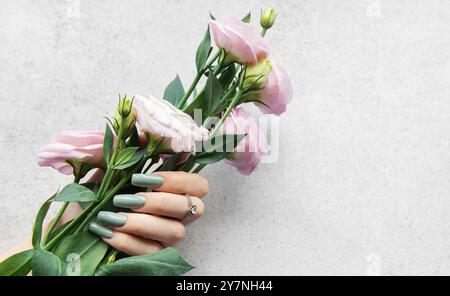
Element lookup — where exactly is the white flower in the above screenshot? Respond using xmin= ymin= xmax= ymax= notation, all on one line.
xmin=133 ymin=95 xmax=209 ymax=152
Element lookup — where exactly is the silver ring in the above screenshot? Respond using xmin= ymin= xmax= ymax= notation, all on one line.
xmin=183 ymin=194 xmax=197 ymax=221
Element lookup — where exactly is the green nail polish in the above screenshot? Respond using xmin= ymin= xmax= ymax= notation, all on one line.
xmin=97 ymin=211 xmax=126 ymax=227
xmin=88 ymin=222 xmax=113 ymax=239
xmin=131 ymin=174 xmax=164 ymax=188
xmin=113 ymin=194 xmax=145 ymax=208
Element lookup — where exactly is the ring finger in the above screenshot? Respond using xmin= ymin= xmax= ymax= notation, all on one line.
xmin=112 ymin=192 xmax=204 ymax=224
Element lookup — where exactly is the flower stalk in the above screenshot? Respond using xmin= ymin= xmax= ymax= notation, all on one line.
xmin=177 ymin=51 xmax=221 ymax=109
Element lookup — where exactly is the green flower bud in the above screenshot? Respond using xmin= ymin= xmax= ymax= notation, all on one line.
xmin=260 ymin=8 xmax=277 ymax=30
xmin=243 ymin=58 xmax=272 ymax=90
xmin=113 ymin=95 xmax=136 ymax=138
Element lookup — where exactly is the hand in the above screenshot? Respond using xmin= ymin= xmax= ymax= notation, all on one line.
xmin=87 ymin=171 xmax=209 ymax=255
xmin=0 ymin=170 xmax=208 ymax=260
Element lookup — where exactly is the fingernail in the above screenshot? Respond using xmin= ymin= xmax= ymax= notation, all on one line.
xmin=131 ymin=174 xmax=164 ymax=188
xmin=88 ymin=222 xmax=113 ymax=239
xmin=113 ymin=194 xmax=145 ymax=208
xmin=97 ymin=211 xmax=126 ymax=227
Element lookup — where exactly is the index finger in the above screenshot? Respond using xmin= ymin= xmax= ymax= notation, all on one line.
xmin=131 ymin=171 xmax=209 ymax=198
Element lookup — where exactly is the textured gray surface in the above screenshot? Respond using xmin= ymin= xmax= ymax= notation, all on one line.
xmin=1 ymin=0 xmax=450 ymax=275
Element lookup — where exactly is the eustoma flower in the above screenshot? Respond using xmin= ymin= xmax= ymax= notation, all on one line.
xmin=257 ymin=63 xmax=293 ymax=115
xmin=244 ymin=59 xmax=293 ymax=116
xmin=37 ymin=129 xmax=105 ymax=175
xmin=209 ymin=17 xmax=269 ymax=64
xmin=221 ymin=107 xmax=268 ymax=175
xmin=133 ymin=95 xmax=209 ymax=152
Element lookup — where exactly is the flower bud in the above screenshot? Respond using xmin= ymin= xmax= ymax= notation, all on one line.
xmin=260 ymin=8 xmax=277 ymax=30
xmin=113 ymin=95 xmax=136 ymax=138
xmin=243 ymin=58 xmax=272 ymax=90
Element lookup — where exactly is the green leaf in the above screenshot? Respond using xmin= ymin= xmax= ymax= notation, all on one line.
xmin=159 ymin=153 xmax=183 ymax=171
xmin=114 ymin=147 xmax=138 ymax=165
xmin=244 ymin=98 xmax=271 ymax=109
xmin=103 ymin=123 xmax=114 ymax=164
xmin=195 ymin=151 xmax=227 ymax=164
xmin=112 ymin=147 xmax=144 ymax=170
xmin=0 ymin=249 xmax=34 ymax=276
xmin=53 ymin=231 xmax=109 ymax=276
xmin=209 ymin=11 xmax=216 ymax=20
xmin=77 ymin=182 xmax=100 ymax=208
xmin=127 ymin=126 xmax=140 ymax=147
xmin=241 ymin=12 xmax=251 ymax=23
xmin=32 ymin=249 xmax=65 ymax=276
xmin=54 ymin=183 xmax=96 ymax=203
xmin=219 ymin=64 xmax=237 ymax=90
xmin=44 ymin=219 xmax=74 ymax=242
xmin=178 ymin=157 xmax=196 ymax=172
xmin=80 ymin=181 xmax=100 ymax=194
xmin=96 ymin=247 xmax=193 ymax=276
xmin=183 ymin=89 xmax=206 ymax=118
xmin=204 ymin=74 xmax=223 ymax=115
xmin=32 ymin=193 xmax=56 ymax=248
xmin=195 ymin=27 xmax=211 ymax=73
xmin=163 ymin=75 xmax=185 ymax=106
xmin=114 ymin=150 xmax=144 ymax=170
xmin=195 ymin=134 xmax=245 ymax=165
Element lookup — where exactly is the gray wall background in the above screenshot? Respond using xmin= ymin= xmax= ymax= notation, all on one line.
xmin=1 ymin=0 xmax=450 ymax=275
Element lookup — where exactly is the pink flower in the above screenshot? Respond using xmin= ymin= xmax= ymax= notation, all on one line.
xmin=37 ymin=129 xmax=105 ymax=175
xmin=221 ymin=107 xmax=268 ymax=175
xmin=257 ymin=63 xmax=293 ymax=116
xmin=133 ymin=95 xmax=209 ymax=152
xmin=209 ymin=17 xmax=269 ymax=64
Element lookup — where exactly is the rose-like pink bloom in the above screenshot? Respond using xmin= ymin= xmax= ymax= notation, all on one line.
xmin=220 ymin=107 xmax=268 ymax=175
xmin=257 ymin=63 xmax=293 ymax=116
xmin=133 ymin=95 xmax=209 ymax=152
xmin=209 ymin=17 xmax=269 ymax=64
xmin=37 ymin=129 xmax=105 ymax=175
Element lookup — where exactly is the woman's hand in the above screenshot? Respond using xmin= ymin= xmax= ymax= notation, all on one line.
xmin=0 ymin=170 xmax=208 ymax=261
xmin=87 ymin=171 xmax=209 ymax=255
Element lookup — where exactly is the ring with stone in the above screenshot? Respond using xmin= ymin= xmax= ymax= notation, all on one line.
xmin=183 ymin=194 xmax=197 ymax=221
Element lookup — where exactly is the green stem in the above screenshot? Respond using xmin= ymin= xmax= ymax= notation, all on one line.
xmin=43 ymin=202 xmax=96 ymax=251
xmin=261 ymin=28 xmax=268 ymax=37
xmin=203 ymin=81 xmax=239 ymax=127
xmin=74 ymin=177 xmax=129 ymax=234
xmin=42 ymin=202 xmax=69 ymax=245
xmin=42 ymin=174 xmax=81 ymax=245
xmin=192 ymin=164 xmax=206 ymax=173
xmin=96 ymin=169 xmax=111 ymax=200
xmin=209 ymin=90 xmax=242 ymax=137
xmin=191 ymin=90 xmax=242 ymax=175
xmin=177 ymin=51 xmax=221 ymax=109
xmin=178 ymin=157 xmax=196 ymax=172
xmin=96 ymin=118 xmax=125 ymax=201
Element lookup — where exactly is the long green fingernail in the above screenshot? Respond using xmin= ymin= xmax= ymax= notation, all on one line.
xmin=88 ymin=222 xmax=113 ymax=239
xmin=97 ymin=211 xmax=126 ymax=227
xmin=131 ymin=174 xmax=164 ymax=188
xmin=113 ymin=194 xmax=145 ymax=208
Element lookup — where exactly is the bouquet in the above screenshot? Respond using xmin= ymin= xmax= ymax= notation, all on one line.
xmin=0 ymin=8 xmax=292 ymax=276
